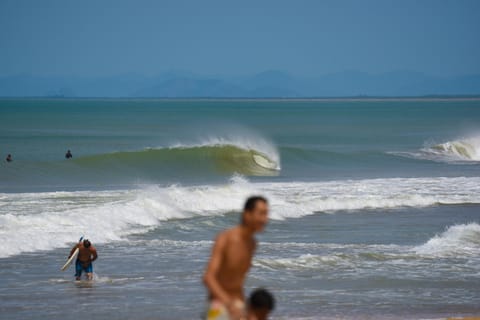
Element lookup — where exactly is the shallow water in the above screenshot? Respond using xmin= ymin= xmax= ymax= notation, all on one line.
xmin=1 ymin=205 xmax=479 ymax=319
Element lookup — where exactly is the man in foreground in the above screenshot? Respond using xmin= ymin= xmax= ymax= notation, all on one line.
xmin=68 ymin=239 xmax=98 ymax=281
xmin=203 ymin=196 xmax=269 ymax=320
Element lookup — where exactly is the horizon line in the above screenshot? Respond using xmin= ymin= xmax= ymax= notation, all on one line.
xmin=2 ymin=95 xmax=480 ymax=102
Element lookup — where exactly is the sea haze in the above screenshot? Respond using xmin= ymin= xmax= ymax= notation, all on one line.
xmin=1 ymin=70 xmax=480 ymax=98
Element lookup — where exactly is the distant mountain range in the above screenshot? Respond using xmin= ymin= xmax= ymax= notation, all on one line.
xmin=1 ymin=70 xmax=480 ymax=98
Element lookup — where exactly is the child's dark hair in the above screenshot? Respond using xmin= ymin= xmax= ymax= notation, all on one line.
xmin=249 ymin=288 xmax=275 ymax=311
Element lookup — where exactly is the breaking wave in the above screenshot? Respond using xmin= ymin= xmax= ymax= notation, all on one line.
xmin=1 ymin=176 xmax=480 ymax=258
xmin=391 ymin=136 xmax=480 ymax=163
xmin=70 ymin=135 xmax=281 ymax=177
xmin=425 ymin=136 xmax=480 ymax=161
xmin=414 ymin=223 xmax=480 ymax=256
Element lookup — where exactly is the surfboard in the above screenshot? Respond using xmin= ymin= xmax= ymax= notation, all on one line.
xmin=252 ymin=153 xmax=278 ymax=170
xmin=61 ymin=248 xmax=78 ymax=271
xmin=61 ymin=236 xmax=84 ymax=271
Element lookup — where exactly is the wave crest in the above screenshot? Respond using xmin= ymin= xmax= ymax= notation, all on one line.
xmin=75 ymin=139 xmax=280 ymax=176
xmin=392 ymin=136 xmax=480 ymax=163
xmin=427 ymin=137 xmax=480 ymax=161
xmin=414 ymin=223 xmax=480 ymax=256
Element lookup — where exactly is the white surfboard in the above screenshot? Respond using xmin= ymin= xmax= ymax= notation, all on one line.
xmin=61 ymin=248 xmax=78 ymax=271
xmin=61 ymin=236 xmax=84 ymax=271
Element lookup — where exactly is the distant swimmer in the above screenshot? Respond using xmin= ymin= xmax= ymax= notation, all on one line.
xmin=5 ymin=154 xmax=12 ymax=162
xmin=203 ymin=196 xmax=269 ymax=320
xmin=68 ymin=239 xmax=97 ymax=281
xmin=65 ymin=150 xmax=73 ymax=159
xmin=247 ymin=288 xmax=275 ymax=320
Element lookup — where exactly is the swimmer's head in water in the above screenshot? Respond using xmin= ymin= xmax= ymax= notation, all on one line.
xmin=83 ymin=239 xmax=91 ymax=248
xmin=248 ymin=288 xmax=275 ymax=320
xmin=242 ymin=196 xmax=269 ymax=232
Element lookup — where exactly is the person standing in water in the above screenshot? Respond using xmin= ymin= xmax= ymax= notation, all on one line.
xmin=5 ymin=154 xmax=12 ymax=162
xmin=68 ymin=239 xmax=98 ymax=281
xmin=203 ymin=196 xmax=269 ymax=320
xmin=65 ymin=150 xmax=73 ymax=159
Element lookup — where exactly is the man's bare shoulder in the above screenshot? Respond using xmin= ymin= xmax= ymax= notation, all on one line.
xmin=215 ymin=227 xmax=238 ymax=242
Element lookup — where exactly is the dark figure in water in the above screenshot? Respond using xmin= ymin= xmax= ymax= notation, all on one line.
xmin=65 ymin=150 xmax=73 ymax=159
xmin=6 ymin=154 xmax=12 ymax=162
xmin=247 ymin=288 xmax=275 ymax=320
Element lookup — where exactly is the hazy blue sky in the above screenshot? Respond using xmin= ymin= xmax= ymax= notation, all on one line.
xmin=1 ymin=0 xmax=479 ymax=77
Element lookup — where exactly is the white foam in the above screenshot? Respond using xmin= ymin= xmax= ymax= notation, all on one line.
xmin=1 ymin=176 xmax=480 ymax=258
xmin=253 ymin=244 xmax=412 ymax=272
xmin=427 ymin=136 xmax=480 ymax=161
xmin=394 ymin=135 xmax=480 ymax=163
xmin=254 ymin=253 xmax=345 ymax=270
xmin=258 ymin=176 xmax=480 ymax=219
xmin=414 ymin=223 xmax=480 ymax=256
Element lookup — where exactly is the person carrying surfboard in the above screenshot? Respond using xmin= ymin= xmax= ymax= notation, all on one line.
xmin=68 ymin=239 xmax=98 ymax=281
xmin=203 ymin=196 xmax=269 ymax=320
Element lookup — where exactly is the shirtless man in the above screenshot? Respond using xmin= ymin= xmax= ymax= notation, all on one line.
xmin=68 ymin=239 xmax=98 ymax=281
xmin=203 ymin=196 xmax=269 ymax=320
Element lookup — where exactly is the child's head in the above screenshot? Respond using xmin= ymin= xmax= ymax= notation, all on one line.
xmin=248 ymin=288 xmax=275 ymax=320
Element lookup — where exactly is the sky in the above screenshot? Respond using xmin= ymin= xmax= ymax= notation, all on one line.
xmin=1 ymin=0 xmax=480 ymax=78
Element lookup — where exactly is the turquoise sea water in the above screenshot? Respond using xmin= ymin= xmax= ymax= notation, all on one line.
xmin=0 ymin=98 xmax=479 ymax=319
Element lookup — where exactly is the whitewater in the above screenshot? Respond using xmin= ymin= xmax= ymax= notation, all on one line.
xmin=1 ymin=175 xmax=480 ymax=258
xmin=389 ymin=134 xmax=480 ymax=164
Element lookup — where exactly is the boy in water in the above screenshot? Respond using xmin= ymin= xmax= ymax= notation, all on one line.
xmin=247 ymin=288 xmax=275 ymax=320
xmin=68 ymin=239 xmax=98 ymax=281
xmin=203 ymin=196 xmax=269 ymax=320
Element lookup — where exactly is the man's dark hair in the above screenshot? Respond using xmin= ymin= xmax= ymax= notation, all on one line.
xmin=244 ymin=196 xmax=268 ymax=212
xmin=83 ymin=239 xmax=91 ymax=248
xmin=249 ymin=288 xmax=275 ymax=311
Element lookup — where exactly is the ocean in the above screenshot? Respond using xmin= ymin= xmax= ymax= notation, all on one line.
xmin=0 ymin=98 xmax=479 ymax=319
